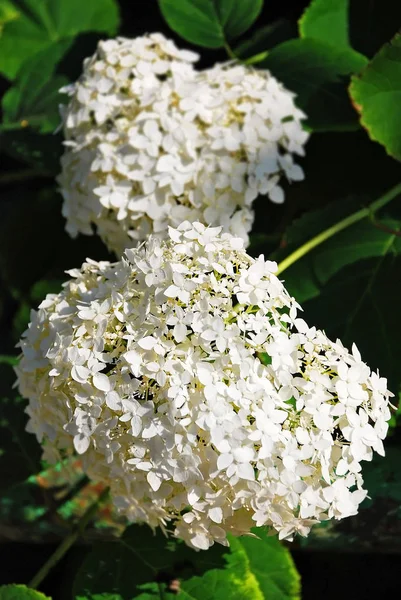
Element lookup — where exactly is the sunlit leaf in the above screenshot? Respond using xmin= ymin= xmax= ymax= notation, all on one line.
xmin=1 ymin=40 xmax=70 ymax=133
xmin=159 ymin=0 xmax=263 ymax=48
xmin=0 ymin=585 xmax=51 ymax=600
xmin=0 ymin=0 xmax=120 ymax=79
xmin=350 ymin=34 xmax=401 ymax=161
xmin=299 ymin=0 xmax=350 ymax=49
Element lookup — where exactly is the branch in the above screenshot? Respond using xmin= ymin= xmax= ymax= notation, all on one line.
xmin=29 ymin=486 xmax=110 ymax=590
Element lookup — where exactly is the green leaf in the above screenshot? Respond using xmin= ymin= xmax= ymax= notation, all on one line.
xmin=159 ymin=0 xmax=263 ymax=48
xmin=0 ymin=1 xmax=19 ymax=28
xmin=350 ymin=34 xmax=401 ymax=162
xmin=0 ymin=363 xmax=42 ymax=494
xmin=73 ymin=524 xmax=226 ymax=599
xmin=0 ymin=355 xmax=18 ymax=366
xmin=0 ymin=0 xmax=120 ymax=80
xmin=1 ymin=40 xmax=71 ymax=133
xmin=235 ymin=19 xmax=295 ymax=60
xmin=150 ymin=534 xmax=266 ymax=599
xmin=178 ymin=552 xmax=263 ymax=600
xmin=261 ymin=38 xmax=367 ymax=131
xmin=299 ymin=0 xmax=350 ymax=49
xmin=0 ymin=585 xmax=51 ymax=600
xmin=275 ymin=199 xmax=401 ymax=303
xmin=226 ymin=530 xmax=300 ymax=600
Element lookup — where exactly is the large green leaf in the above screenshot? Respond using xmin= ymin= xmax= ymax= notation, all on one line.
xmin=0 ymin=363 xmax=41 ymax=495
xmin=350 ymin=34 xmax=401 ymax=162
xmin=226 ymin=530 xmax=300 ymax=600
xmin=262 ymin=38 xmax=367 ymax=131
xmin=299 ymin=0 xmax=350 ymax=49
xmin=159 ymin=0 xmax=263 ymax=48
xmin=0 ymin=585 xmax=50 ymax=600
xmin=178 ymin=531 xmax=300 ymax=600
xmin=1 ymin=40 xmax=70 ymax=134
xmin=0 ymin=0 xmax=120 ymax=79
xmin=73 ymin=524 xmax=226 ymax=599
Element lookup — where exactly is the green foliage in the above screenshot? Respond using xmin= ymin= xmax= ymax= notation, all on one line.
xmin=227 ymin=531 xmax=300 ymax=600
xmin=262 ymin=39 xmax=367 ymax=131
xmin=0 ymin=0 xmax=120 ymax=80
xmin=0 ymin=585 xmax=50 ymax=600
xmin=74 ymin=526 xmax=299 ymax=600
xmin=299 ymin=0 xmax=350 ymax=49
xmin=73 ymin=524 xmax=226 ymax=599
xmin=159 ymin=0 xmax=263 ymax=48
xmin=1 ymin=41 xmax=71 ymax=134
xmin=275 ymin=199 xmax=401 ymax=302
xmin=235 ymin=20 xmax=295 ymax=59
xmin=350 ymin=34 xmax=401 ymax=161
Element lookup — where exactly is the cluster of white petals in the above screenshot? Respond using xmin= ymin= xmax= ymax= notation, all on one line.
xmin=59 ymin=33 xmax=308 ymax=254
xmin=17 ymin=222 xmax=391 ymax=549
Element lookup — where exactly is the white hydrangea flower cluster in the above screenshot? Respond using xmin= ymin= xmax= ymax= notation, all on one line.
xmin=17 ymin=222 xmax=391 ymax=549
xmin=59 ymin=33 xmax=309 ymax=254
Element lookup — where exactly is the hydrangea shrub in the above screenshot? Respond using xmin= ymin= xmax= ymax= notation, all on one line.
xmin=16 ymin=223 xmax=391 ymax=550
xmin=59 ymin=34 xmax=308 ymax=254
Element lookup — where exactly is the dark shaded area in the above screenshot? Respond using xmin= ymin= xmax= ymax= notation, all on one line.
xmin=0 ymin=543 xmax=399 ymax=600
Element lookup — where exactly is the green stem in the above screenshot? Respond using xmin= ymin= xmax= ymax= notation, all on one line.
xmin=275 ymin=182 xmax=401 ymax=276
xmin=29 ymin=486 xmax=110 ymax=590
xmin=224 ymin=41 xmax=237 ymax=60
xmin=0 ymin=116 xmax=48 ymax=131
xmin=244 ymin=50 xmax=269 ymax=65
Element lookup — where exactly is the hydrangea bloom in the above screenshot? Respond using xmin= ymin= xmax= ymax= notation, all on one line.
xmin=59 ymin=34 xmax=309 ymax=254
xmin=16 ymin=222 xmax=391 ymax=549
